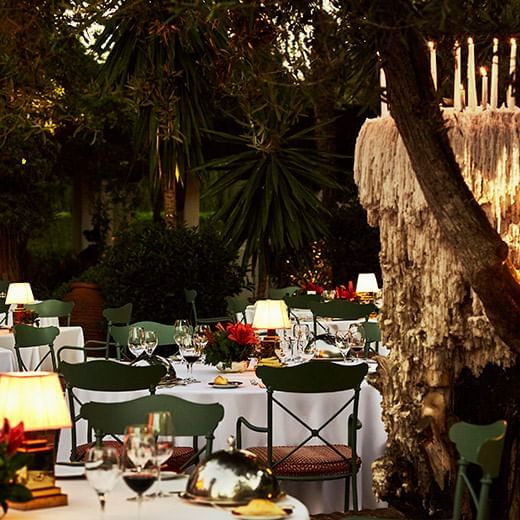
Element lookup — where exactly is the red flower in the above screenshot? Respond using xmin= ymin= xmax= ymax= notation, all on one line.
xmin=0 ymin=419 xmax=25 ymax=454
xmin=335 ymin=281 xmax=357 ymax=301
xmin=302 ymin=281 xmax=324 ymax=295
xmin=225 ymin=322 xmax=259 ymax=346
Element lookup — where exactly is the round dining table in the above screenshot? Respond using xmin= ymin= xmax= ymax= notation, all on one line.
xmin=58 ymin=360 xmax=387 ymax=514
xmin=7 ymin=472 xmax=310 ymax=519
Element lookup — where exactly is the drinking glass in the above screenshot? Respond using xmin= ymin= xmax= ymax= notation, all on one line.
xmin=293 ymin=323 xmax=310 ymax=361
xmin=178 ymin=339 xmax=202 ymax=383
xmin=85 ymin=446 xmax=121 ymax=517
xmin=143 ymin=330 xmax=158 ymax=357
xmin=335 ymin=330 xmax=351 ymax=361
xmin=348 ymin=323 xmax=366 ymax=358
xmin=122 ymin=425 xmax=158 ymax=515
xmin=192 ymin=324 xmax=210 ymax=358
xmin=128 ymin=327 xmax=145 ymax=359
xmin=299 ymin=332 xmax=317 ymax=362
xmin=147 ymin=411 xmax=175 ymax=497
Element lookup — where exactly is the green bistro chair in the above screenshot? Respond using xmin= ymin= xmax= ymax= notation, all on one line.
xmin=13 ymin=324 xmax=60 ymax=371
xmin=81 ymin=394 xmax=224 ymax=472
xmin=184 ymin=289 xmax=231 ymax=327
xmin=361 ymin=321 xmax=381 ymax=357
xmin=83 ymin=303 xmax=133 ymax=359
xmin=236 ymin=361 xmax=369 ymax=512
xmin=59 ymin=360 xmax=166 ymax=462
xmin=284 ymin=294 xmax=323 ymax=322
xmin=308 ymin=300 xmax=379 ymax=338
xmin=26 ymin=299 xmax=75 ymax=327
xmin=268 ymin=286 xmax=301 ymax=300
xmin=110 ymin=321 xmax=176 ymax=360
xmin=449 ymin=420 xmax=507 ymax=520
xmin=226 ymin=294 xmax=251 ymax=324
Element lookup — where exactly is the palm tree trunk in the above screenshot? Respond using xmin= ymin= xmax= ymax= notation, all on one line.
xmin=163 ymin=179 xmax=177 ymax=229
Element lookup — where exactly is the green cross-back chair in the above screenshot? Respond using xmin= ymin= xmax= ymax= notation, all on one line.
xmin=268 ymin=286 xmax=301 ymax=300
xmin=361 ymin=321 xmax=382 ymax=357
xmin=236 ymin=361 xmax=369 ymax=512
xmin=81 ymin=394 xmax=225 ymax=472
xmin=13 ymin=324 xmax=60 ymax=371
xmin=308 ymin=300 xmax=379 ymax=338
xmin=26 ymin=299 xmax=75 ymax=327
xmin=184 ymin=289 xmax=231 ymax=327
xmin=226 ymin=294 xmax=251 ymax=324
xmin=449 ymin=419 xmax=507 ymax=520
xmin=110 ymin=320 xmax=176 ymax=360
xmin=283 ymin=294 xmax=323 ymax=323
xmin=81 ymin=303 xmax=133 ymax=359
xmin=59 ymin=359 xmax=166 ymax=462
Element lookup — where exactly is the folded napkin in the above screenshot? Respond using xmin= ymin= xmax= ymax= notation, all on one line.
xmin=256 ymin=356 xmax=283 ymax=367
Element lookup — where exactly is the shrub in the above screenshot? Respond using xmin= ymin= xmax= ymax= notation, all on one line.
xmin=94 ymin=222 xmax=246 ymax=323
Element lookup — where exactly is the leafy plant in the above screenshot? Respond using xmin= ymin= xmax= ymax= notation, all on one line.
xmin=0 ymin=420 xmax=31 ymax=513
xmin=204 ymin=322 xmax=259 ymax=368
xmin=93 ymin=221 xmax=246 ymax=323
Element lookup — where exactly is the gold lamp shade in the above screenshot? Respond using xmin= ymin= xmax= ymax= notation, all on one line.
xmin=355 ymin=273 xmax=379 ymax=293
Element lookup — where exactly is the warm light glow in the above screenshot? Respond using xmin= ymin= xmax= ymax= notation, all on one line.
xmin=480 ymin=66 xmax=487 ymax=77
xmin=468 ymin=37 xmax=474 ymax=45
xmin=427 ymin=41 xmax=435 ymax=50
xmin=356 ymin=273 xmax=379 ymax=293
xmin=0 ymin=372 xmax=71 ymax=431
xmin=5 ymin=283 xmax=35 ymax=305
xmin=252 ymin=300 xmax=291 ymax=330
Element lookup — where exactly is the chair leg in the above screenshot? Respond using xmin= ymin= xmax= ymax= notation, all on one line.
xmin=452 ymin=462 xmax=468 ymax=520
xmin=476 ymin=476 xmax=492 ymax=520
xmin=344 ymin=475 xmax=351 ymax=512
xmin=351 ymin=472 xmax=359 ymax=511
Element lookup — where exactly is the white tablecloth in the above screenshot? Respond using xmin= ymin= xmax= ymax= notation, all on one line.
xmin=0 ymin=346 xmax=16 ymax=372
xmin=7 ymin=475 xmax=310 ymax=520
xmin=58 ymin=362 xmax=387 ymax=514
xmin=0 ymin=310 xmax=59 ymax=328
xmin=0 ymin=326 xmax=84 ymax=371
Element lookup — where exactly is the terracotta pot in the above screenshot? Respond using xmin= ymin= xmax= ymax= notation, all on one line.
xmin=63 ymin=282 xmax=104 ymax=342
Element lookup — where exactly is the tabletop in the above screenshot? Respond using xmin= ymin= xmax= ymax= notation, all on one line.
xmin=7 ymin=474 xmax=310 ymax=520
xmin=57 ymin=361 xmax=387 ymax=514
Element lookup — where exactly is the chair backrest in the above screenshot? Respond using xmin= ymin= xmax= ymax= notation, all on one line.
xmin=110 ymin=321 xmax=176 ymax=353
xmin=26 ymin=299 xmax=75 ymax=326
xmin=81 ymin=394 xmax=224 ymax=466
xmin=254 ymin=361 xmax=368 ymax=464
xmin=184 ymin=289 xmax=198 ymax=325
xmin=268 ymin=286 xmax=300 ymax=300
xmin=59 ymin=360 xmax=167 ymax=461
xmin=361 ymin=321 xmax=381 ymax=356
xmin=309 ymin=300 xmax=379 ymax=321
xmin=226 ymin=295 xmax=250 ymax=323
xmin=284 ymin=294 xmax=323 ymax=311
xmin=103 ymin=303 xmax=133 ymax=326
xmin=449 ymin=420 xmax=507 ymax=520
xmin=13 ymin=324 xmax=60 ymax=371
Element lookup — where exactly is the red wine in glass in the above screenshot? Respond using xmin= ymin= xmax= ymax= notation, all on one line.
xmin=123 ymin=472 xmax=157 ymax=496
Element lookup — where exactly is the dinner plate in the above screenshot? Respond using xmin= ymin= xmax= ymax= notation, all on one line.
xmin=208 ymin=381 xmax=243 ymax=389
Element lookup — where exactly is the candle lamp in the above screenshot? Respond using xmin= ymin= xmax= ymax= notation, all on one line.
xmin=0 ymin=372 xmax=72 ymax=510
xmin=252 ymin=300 xmax=291 ymax=358
xmin=356 ymin=273 xmax=380 ymax=304
xmin=5 ymin=283 xmax=36 ymax=326
xmin=480 ymin=67 xmax=489 ymax=108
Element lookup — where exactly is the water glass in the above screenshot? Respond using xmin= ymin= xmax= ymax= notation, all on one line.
xmin=335 ymin=330 xmax=351 ymax=361
xmin=348 ymin=323 xmax=366 ymax=358
xmin=85 ymin=446 xmax=120 ymax=517
xmin=128 ymin=327 xmax=145 ymax=359
xmin=144 ymin=330 xmax=158 ymax=357
xmin=147 ymin=411 xmax=175 ymax=497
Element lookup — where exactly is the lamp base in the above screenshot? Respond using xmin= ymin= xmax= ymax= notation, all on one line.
xmin=8 ymin=487 xmax=68 ymax=510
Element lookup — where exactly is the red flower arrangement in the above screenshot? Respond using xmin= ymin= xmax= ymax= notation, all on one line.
xmin=204 ymin=322 xmax=259 ymax=369
xmin=0 ymin=419 xmax=32 ymax=513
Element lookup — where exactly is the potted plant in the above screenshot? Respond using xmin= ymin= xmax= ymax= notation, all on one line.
xmin=204 ymin=323 xmax=259 ymax=372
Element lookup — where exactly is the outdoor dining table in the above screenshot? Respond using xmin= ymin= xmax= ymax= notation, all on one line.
xmin=0 ymin=326 xmax=85 ymax=371
xmin=7 ymin=474 xmax=310 ymax=519
xmin=0 ymin=346 xmax=16 ymax=372
xmin=57 ymin=361 xmax=387 ymax=514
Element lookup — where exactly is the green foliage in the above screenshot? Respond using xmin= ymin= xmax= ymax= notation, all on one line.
xmin=94 ymin=222 xmax=246 ymax=323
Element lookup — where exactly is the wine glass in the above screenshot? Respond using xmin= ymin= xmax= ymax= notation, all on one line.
xmin=335 ymin=330 xmax=351 ymax=362
xmin=293 ymin=323 xmax=310 ymax=361
xmin=299 ymin=332 xmax=316 ymax=362
xmin=147 ymin=411 xmax=175 ymax=497
xmin=128 ymin=327 xmax=145 ymax=359
xmin=143 ymin=330 xmax=158 ymax=357
xmin=85 ymin=446 xmax=121 ymax=517
xmin=348 ymin=323 xmax=366 ymax=358
xmin=122 ymin=425 xmax=159 ymax=514
xmin=178 ymin=338 xmax=202 ymax=383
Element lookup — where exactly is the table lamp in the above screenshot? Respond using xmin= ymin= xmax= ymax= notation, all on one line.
xmin=5 ymin=283 xmax=36 ymax=326
xmin=355 ymin=273 xmax=379 ymax=304
xmin=252 ymin=299 xmax=291 ymax=358
xmin=0 ymin=372 xmax=72 ymax=509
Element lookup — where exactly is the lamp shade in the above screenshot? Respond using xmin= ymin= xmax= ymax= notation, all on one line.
xmin=356 ymin=273 xmax=379 ymax=293
xmin=252 ymin=299 xmax=291 ymax=330
xmin=0 ymin=372 xmax=71 ymax=431
xmin=5 ymin=283 xmax=35 ymax=305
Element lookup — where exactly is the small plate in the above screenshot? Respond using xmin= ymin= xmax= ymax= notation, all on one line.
xmin=208 ymin=381 xmax=243 ymax=389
